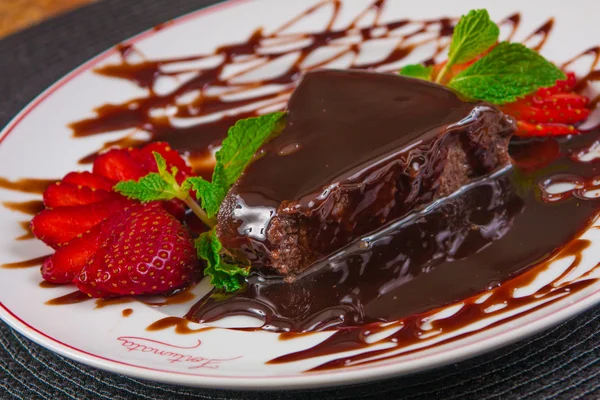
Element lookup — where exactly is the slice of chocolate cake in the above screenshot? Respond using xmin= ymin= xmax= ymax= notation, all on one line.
xmin=217 ymin=69 xmax=516 ymax=277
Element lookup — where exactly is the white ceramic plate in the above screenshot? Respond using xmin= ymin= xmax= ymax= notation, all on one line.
xmin=2 ymin=0 xmax=600 ymax=390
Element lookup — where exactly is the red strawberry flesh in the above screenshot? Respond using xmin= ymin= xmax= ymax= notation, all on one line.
xmin=61 ymin=171 xmax=116 ymax=191
xmin=43 ymin=182 xmax=121 ymax=208
xmin=93 ymin=149 xmax=148 ymax=181
xmin=501 ymin=72 xmax=591 ymax=137
xmin=31 ymin=198 xmax=133 ymax=248
xmin=41 ymin=223 xmax=106 ymax=283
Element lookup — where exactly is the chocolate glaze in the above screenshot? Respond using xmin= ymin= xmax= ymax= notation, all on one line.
xmin=270 ymin=240 xmax=595 ymax=371
xmin=188 ymin=135 xmax=600 ymax=332
xmin=234 ymin=70 xmax=504 ymax=207
xmin=94 ymin=297 xmax=135 ymax=309
xmin=540 ymin=173 xmax=600 ymax=202
xmin=39 ymin=281 xmax=59 ymax=289
xmin=217 ymin=70 xmax=514 ymax=275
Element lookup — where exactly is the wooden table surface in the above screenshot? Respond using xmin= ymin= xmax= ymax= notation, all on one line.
xmin=0 ymin=0 xmax=95 ymax=39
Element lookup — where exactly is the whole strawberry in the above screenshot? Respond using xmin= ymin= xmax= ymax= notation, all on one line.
xmin=75 ymin=203 xmax=199 ymax=297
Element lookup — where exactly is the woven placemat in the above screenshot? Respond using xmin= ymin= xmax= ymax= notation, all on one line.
xmin=2 ymin=0 xmax=600 ymax=398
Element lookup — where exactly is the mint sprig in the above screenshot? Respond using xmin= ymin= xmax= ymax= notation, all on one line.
xmin=115 ymin=152 xmax=215 ymax=227
xmin=216 ymin=112 xmax=286 ymax=187
xmin=448 ymin=42 xmax=566 ymax=104
xmin=183 ymin=111 xmax=286 ymax=218
xmin=183 ymin=176 xmax=228 ymax=219
xmin=114 ymin=112 xmax=285 ymax=292
xmin=437 ymin=9 xmax=499 ymax=83
xmin=398 ymin=8 xmax=565 ymax=104
xmin=115 ymin=152 xmax=185 ymax=202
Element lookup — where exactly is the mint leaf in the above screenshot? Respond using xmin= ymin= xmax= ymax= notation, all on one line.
xmin=215 ymin=112 xmax=285 ymax=188
xmin=180 ymin=112 xmax=286 ymax=220
xmin=154 ymin=151 xmax=168 ymax=175
xmin=448 ymin=42 xmax=566 ymax=104
xmin=185 ymin=112 xmax=285 ymax=219
xmin=115 ymin=173 xmax=180 ymax=201
xmin=114 ymin=153 xmax=185 ymax=201
xmin=196 ymin=229 xmax=250 ymax=292
xmin=185 ymin=176 xmax=227 ymax=218
xmin=153 ymin=151 xmax=180 ymax=187
xmin=448 ymin=9 xmax=499 ymax=66
xmin=399 ymin=64 xmax=433 ymax=80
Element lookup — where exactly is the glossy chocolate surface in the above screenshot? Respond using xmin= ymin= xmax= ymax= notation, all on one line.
xmin=188 ymin=132 xmax=600 ymax=332
xmin=236 ymin=70 xmax=482 ymax=207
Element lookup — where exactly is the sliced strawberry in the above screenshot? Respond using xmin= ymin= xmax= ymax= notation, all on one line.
xmin=502 ymin=103 xmax=590 ymax=124
xmin=31 ymin=197 xmax=133 ymax=248
xmin=75 ymin=203 xmax=199 ymax=298
xmin=41 ymin=223 xmax=106 ymax=283
xmin=93 ymin=149 xmax=147 ymax=181
xmin=533 ymin=72 xmax=577 ymax=96
xmin=34 ymin=143 xmax=200 ymax=292
xmin=61 ymin=171 xmax=116 ymax=191
xmin=514 ymin=121 xmax=578 ymax=137
xmin=530 ymin=92 xmax=589 ymax=108
xmin=43 ymin=182 xmax=121 ymax=208
xmin=501 ymin=72 xmax=591 ymax=137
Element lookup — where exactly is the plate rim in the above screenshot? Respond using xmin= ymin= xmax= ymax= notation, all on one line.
xmin=2 ymin=0 xmax=600 ymax=389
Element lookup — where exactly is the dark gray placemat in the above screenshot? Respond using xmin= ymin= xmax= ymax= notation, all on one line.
xmin=2 ymin=0 xmax=600 ymax=399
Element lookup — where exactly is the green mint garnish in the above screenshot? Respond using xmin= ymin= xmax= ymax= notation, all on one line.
xmin=183 ymin=176 xmax=228 ymax=220
xmin=437 ymin=9 xmax=499 ymax=83
xmin=196 ymin=229 xmax=250 ymax=292
xmin=184 ymin=111 xmax=286 ymax=218
xmin=114 ymin=112 xmax=285 ymax=292
xmin=399 ymin=8 xmax=565 ymax=105
xmin=399 ymin=64 xmax=433 ymax=80
xmin=115 ymin=152 xmax=185 ymax=202
xmin=115 ymin=152 xmax=214 ymax=226
xmin=448 ymin=42 xmax=566 ymax=104
xmin=216 ymin=112 xmax=286 ymax=188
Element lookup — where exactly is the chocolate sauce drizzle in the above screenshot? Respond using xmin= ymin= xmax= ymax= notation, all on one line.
xmin=269 ymin=237 xmax=596 ymax=371
xmin=44 ymin=285 xmax=197 ymax=308
xmin=1 ymin=255 xmax=51 ymax=269
xmin=68 ymin=1 xmax=530 ymax=170
xmin=0 ymin=178 xmax=55 ymax=240
xmin=0 ymin=177 xmax=55 ymax=194
xmin=146 ymin=316 xmax=211 ymax=335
